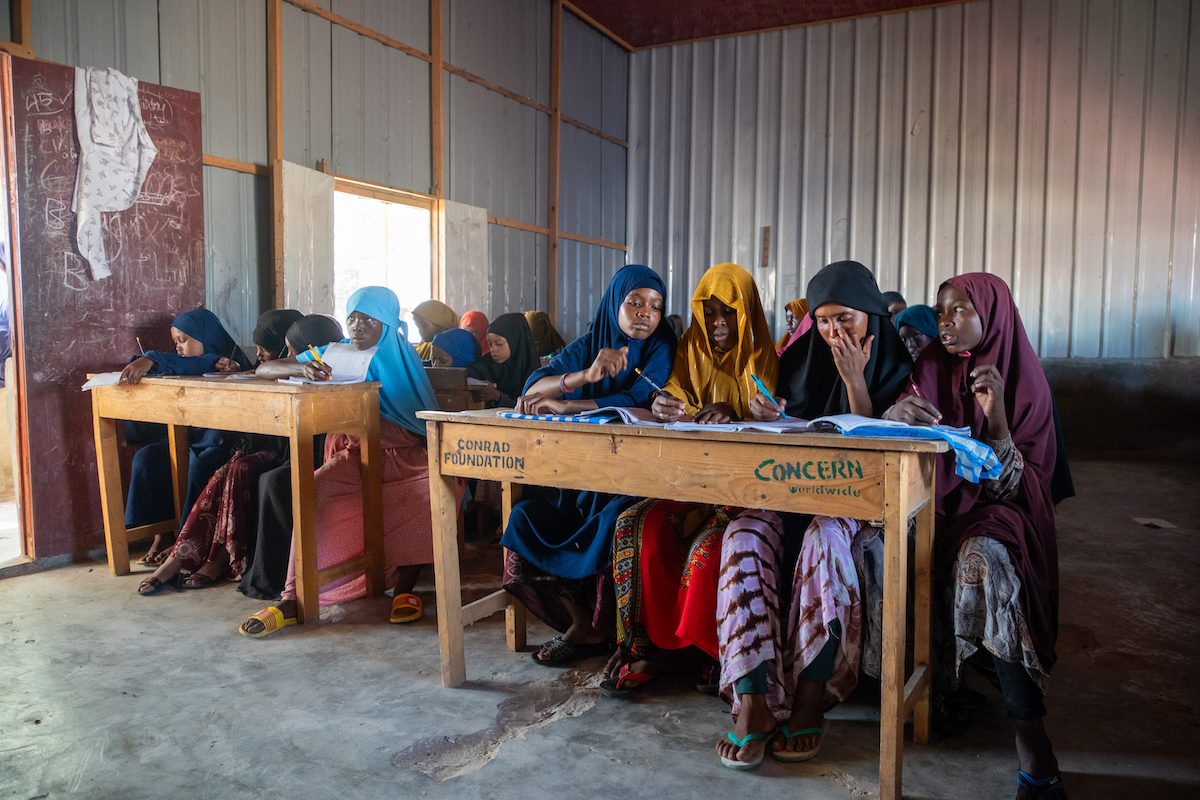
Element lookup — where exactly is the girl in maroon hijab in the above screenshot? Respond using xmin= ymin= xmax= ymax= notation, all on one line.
xmin=887 ymin=273 xmax=1066 ymax=800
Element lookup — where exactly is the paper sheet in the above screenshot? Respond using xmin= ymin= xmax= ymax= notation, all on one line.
xmin=81 ymin=372 xmax=122 ymax=390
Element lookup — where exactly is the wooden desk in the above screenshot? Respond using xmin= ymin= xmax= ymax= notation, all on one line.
xmin=91 ymin=376 xmax=384 ymax=624
xmin=418 ymin=409 xmax=947 ymax=800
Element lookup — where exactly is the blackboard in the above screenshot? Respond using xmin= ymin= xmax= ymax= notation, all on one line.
xmin=8 ymin=56 xmax=206 ymax=559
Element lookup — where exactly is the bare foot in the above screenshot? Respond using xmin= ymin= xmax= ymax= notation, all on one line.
xmin=241 ymin=599 xmax=297 ymax=635
xmin=149 ymin=555 xmax=185 ymax=584
xmin=602 ymin=645 xmax=635 ymax=680
xmin=774 ymin=678 xmax=826 ymax=756
xmin=715 ymin=693 xmax=776 ymax=765
xmin=138 ymin=532 xmax=176 ymax=565
xmin=532 ymin=621 xmax=608 ymax=663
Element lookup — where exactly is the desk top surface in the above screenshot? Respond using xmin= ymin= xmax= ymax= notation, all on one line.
xmin=418 ymin=409 xmax=949 ymax=453
xmin=93 ymin=375 xmax=382 ymax=395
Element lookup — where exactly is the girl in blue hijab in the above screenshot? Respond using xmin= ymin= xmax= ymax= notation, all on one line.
xmin=240 ymin=286 xmax=452 ymax=635
xmin=120 ymin=308 xmax=252 ymax=384
xmin=430 ymin=328 xmax=478 ymax=368
xmin=894 ymin=304 xmax=939 ymax=361
xmin=500 ymin=264 xmax=677 ymax=667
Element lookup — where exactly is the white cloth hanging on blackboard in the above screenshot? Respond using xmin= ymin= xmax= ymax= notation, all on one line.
xmin=71 ymin=66 xmax=158 ymax=281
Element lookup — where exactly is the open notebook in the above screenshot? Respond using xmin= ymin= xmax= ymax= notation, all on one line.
xmin=279 ymin=343 xmax=377 ymax=385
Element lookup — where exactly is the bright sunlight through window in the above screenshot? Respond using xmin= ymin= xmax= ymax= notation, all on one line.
xmin=333 ymin=193 xmax=431 ymax=343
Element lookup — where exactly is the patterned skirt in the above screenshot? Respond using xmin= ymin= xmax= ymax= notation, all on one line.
xmin=612 ymin=499 xmax=736 ymax=659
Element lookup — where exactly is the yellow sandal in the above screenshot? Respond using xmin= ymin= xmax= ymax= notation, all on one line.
xmin=239 ymin=606 xmax=297 ymax=638
xmin=390 ymin=593 xmax=422 ymax=624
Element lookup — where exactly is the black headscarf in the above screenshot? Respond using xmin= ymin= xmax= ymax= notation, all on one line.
xmin=252 ymin=310 xmax=304 ymax=360
xmin=285 ymin=314 xmax=344 ymax=354
xmin=467 ymin=313 xmax=540 ymax=404
xmin=778 ymin=261 xmax=912 ymax=419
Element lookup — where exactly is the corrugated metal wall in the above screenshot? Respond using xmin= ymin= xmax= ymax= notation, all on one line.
xmin=25 ymin=0 xmax=627 ymax=344
xmin=556 ymin=9 xmax=628 ymax=340
xmin=627 ymin=0 xmax=1200 ymax=358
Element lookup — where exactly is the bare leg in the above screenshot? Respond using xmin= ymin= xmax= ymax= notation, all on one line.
xmin=715 ymin=692 xmax=776 ymax=765
xmin=392 ymin=564 xmax=424 ymax=595
xmin=775 ymin=678 xmax=827 ymax=755
xmin=148 ymin=555 xmax=185 ymax=583
xmin=532 ymin=595 xmax=606 ymax=663
xmin=1015 ymin=718 xmax=1060 ymax=779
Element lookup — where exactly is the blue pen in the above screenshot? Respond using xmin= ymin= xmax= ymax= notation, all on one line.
xmin=751 ymin=374 xmax=786 ymax=416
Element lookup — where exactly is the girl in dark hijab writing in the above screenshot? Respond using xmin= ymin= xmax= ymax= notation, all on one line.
xmin=467 ymin=313 xmax=540 ymax=407
xmin=252 ymin=309 xmax=303 ymax=364
xmin=715 ymin=261 xmax=911 ymax=770
xmin=501 ymin=265 xmax=675 ymax=667
xmin=887 ymin=273 xmax=1068 ymax=800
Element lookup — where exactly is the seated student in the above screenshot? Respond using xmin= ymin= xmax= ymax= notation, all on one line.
xmin=459 ymin=310 xmax=490 ymax=355
xmin=239 ymin=287 xmax=460 ymax=636
xmin=119 ymin=309 xmax=252 ymax=565
xmin=894 ymin=304 xmax=939 ymax=361
xmin=524 ymin=310 xmax=567 ymax=358
xmin=411 ymin=300 xmax=459 ymax=360
xmin=886 ymin=274 xmax=1069 ymax=799
xmin=603 ymin=263 xmax=777 ymax=695
xmin=664 ymin=313 xmax=686 ymax=341
xmin=429 ymin=328 xmax=477 ymax=368
xmin=882 ymin=291 xmax=907 ymax=321
xmin=713 ymin=261 xmax=911 ymax=770
xmin=775 ymin=298 xmax=811 ymax=356
xmin=466 ymin=313 xmax=539 ymax=408
xmin=499 ymin=265 xmax=675 ymax=666
xmin=252 ymin=309 xmax=303 ymax=365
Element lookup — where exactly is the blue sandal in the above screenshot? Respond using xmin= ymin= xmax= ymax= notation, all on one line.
xmin=720 ymin=731 xmax=772 ymax=770
xmin=771 ymin=719 xmax=830 ymax=762
xmin=1016 ymin=770 xmax=1067 ymax=799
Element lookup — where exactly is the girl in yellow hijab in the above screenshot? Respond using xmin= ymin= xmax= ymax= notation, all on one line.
xmin=775 ymin=298 xmax=810 ymax=354
xmin=655 ymin=263 xmax=779 ymax=423
xmin=411 ymin=300 xmax=459 ymax=360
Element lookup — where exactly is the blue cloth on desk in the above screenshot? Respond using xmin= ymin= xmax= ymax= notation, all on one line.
xmin=502 ymin=265 xmax=676 ymax=579
xmin=827 ymin=422 xmax=1002 ymax=483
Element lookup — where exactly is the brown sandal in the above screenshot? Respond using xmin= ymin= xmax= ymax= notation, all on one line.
xmin=137 ymin=575 xmax=175 ymax=596
xmin=182 ymin=572 xmax=223 ymax=590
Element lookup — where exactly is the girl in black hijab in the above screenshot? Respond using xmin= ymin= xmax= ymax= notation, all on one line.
xmin=467 ymin=313 xmax=540 ymax=407
xmin=252 ymin=309 xmax=304 ymax=364
xmin=715 ymin=261 xmax=913 ymax=770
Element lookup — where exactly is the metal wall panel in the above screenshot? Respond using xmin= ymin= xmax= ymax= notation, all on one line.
xmin=330 ymin=16 xmax=431 ymax=192
xmin=281 ymin=0 xmax=333 ymax=170
xmin=0 ymin=1 xmax=10 ymax=42
xmin=445 ymin=0 xmax=549 ymax=106
xmin=487 ymin=225 xmax=547 ymax=319
xmin=334 ymin=0 xmax=428 ymax=53
xmin=627 ymin=0 xmax=1200 ymax=358
xmin=557 ymin=238 xmax=625 ymax=340
xmin=32 ymin=0 xmax=161 ymax=83
xmin=446 ymin=72 xmax=548 ymax=225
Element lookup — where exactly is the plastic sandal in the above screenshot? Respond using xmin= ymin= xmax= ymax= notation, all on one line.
xmin=530 ymin=636 xmax=612 ymax=667
xmin=182 ymin=572 xmax=223 ymax=590
xmin=1016 ymin=770 xmax=1067 ymax=799
xmin=599 ymin=663 xmax=657 ymax=699
xmin=238 ymin=606 xmax=297 ymax=639
xmin=720 ymin=730 xmax=772 ymax=770
xmin=771 ymin=719 xmax=830 ymax=762
xmin=136 ymin=575 xmax=175 ymax=596
xmin=390 ymin=593 xmax=423 ymax=624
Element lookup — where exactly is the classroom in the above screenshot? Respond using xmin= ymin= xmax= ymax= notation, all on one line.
xmin=0 ymin=1 xmax=1197 ymax=798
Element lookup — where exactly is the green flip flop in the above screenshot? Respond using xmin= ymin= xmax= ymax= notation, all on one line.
xmin=771 ymin=719 xmax=830 ymax=762
xmin=720 ymin=730 xmax=772 ymax=770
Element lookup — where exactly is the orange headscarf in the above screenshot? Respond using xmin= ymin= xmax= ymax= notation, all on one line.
xmin=663 ymin=263 xmax=779 ymax=419
xmin=459 ymin=310 xmax=490 ymax=354
xmin=776 ymin=298 xmax=810 ymax=353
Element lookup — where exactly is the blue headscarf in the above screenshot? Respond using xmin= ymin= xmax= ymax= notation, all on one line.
xmin=524 ymin=264 xmax=676 ymax=407
xmin=337 ymin=286 xmax=438 ymax=436
xmin=894 ymin=304 xmax=939 ymax=340
xmin=431 ymin=328 xmax=477 ymax=368
xmin=173 ymin=308 xmax=253 ymax=369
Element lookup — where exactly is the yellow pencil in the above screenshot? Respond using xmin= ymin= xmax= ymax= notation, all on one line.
xmin=633 ymin=368 xmax=699 ymax=415
xmin=307 ymin=345 xmax=329 ymax=369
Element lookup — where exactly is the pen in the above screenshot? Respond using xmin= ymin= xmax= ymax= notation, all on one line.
xmin=634 ymin=368 xmax=699 ymax=415
xmin=307 ymin=345 xmax=329 ymax=369
xmin=136 ymin=336 xmax=145 ymax=355
xmin=751 ymin=373 xmax=786 ymax=416
xmin=909 ymin=380 xmax=923 ymax=399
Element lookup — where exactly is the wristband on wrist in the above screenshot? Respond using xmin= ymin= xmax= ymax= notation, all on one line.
xmin=559 ymin=373 xmax=568 ymax=396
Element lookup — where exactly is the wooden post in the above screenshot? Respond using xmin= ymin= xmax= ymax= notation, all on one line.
xmin=11 ymin=0 xmax=31 ymax=48
xmin=289 ymin=402 xmax=319 ymax=623
xmin=879 ymin=453 xmax=912 ymax=800
xmin=358 ymin=391 xmax=385 ymax=596
xmin=166 ymin=424 xmax=189 ymax=521
xmin=430 ymin=0 xmax=444 ymax=198
xmin=91 ymin=403 xmax=129 ymax=576
xmin=267 ymin=0 xmax=285 ymax=307
xmin=427 ymin=421 xmax=467 ymax=686
xmin=547 ymin=0 xmax=561 ymax=325
xmin=912 ymin=460 xmax=936 ymax=744
xmin=502 ymin=482 xmax=526 ymax=651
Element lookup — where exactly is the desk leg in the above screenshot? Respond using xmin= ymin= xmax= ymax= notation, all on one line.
xmin=359 ymin=393 xmax=385 ymax=596
xmin=166 ymin=424 xmax=188 ymax=521
xmin=289 ymin=423 xmax=319 ymax=624
xmin=427 ymin=423 xmax=466 ymax=687
xmin=501 ymin=482 xmax=525 ymax=652
xmin=879 ymin=453 xmax=912 ymax=800
xmin=912 ymin=463 xmax=936 ymax=745
xmin=92 ymin=404 xmax=129 ymax=576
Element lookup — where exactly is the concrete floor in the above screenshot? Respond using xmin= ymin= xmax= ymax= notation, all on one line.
xmin=2 ymin=460 xmax=1198 ymax=800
